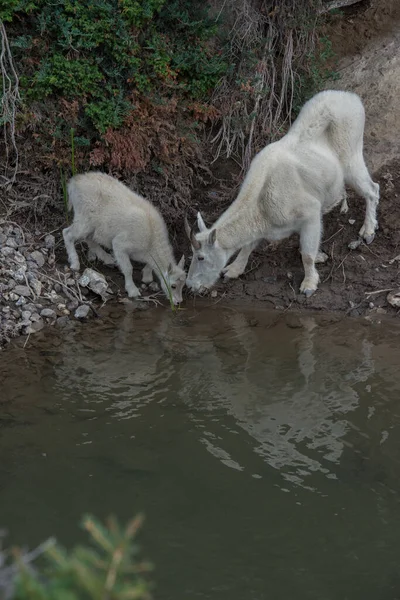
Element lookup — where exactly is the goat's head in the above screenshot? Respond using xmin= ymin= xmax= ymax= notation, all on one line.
xmin=162 ymin=255 xmax=186 ymax=305
xmin=185 ymin=212 xmax=229 ymax=293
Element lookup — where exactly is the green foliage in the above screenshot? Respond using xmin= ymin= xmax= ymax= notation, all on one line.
xmin=293 ymin=36 xmax=339 ymax=115
xmin=5 ymin=0 xmax=227 ymax=136
xmin=11 ymin=514 xmax=152 ymax=600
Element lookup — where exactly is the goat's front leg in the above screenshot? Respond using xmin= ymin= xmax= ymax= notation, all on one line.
xmin=87 ymin=241 xmax=116 ymax=266
xmin=222 ymin=241 xmax=259 ymax=280
xmin=141 ymin=264 xmax=154 ymax=284
xmin=299 ymin=212 xmax=322 ymax=297
xmin=63 ymin=224 xmax=81 ymax=271
xmin=112 ymin=235 xmax=141 ymax=298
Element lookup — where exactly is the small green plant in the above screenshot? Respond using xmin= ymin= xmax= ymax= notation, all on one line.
xmin=9 ymin=514 xmax=152 ymax=600
xmin=150 ymin=255 xmax=177 ymax=312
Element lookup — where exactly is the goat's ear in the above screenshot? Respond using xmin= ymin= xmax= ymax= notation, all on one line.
xmin=177 ymin=254 xmax=185 ymax=269
xmin=168 ymin=262 xmax=173 ymax=275
xmin=197 ymin=211 xmax=207 ymax=232
xmin=208 ymin=228 xmax=217 ymax=245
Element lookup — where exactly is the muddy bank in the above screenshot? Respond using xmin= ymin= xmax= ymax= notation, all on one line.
xmin=1 ymin=159 xmax=400 ymax=351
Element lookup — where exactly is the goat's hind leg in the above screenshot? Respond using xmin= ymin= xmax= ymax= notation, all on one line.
xmin=299 ymin=211 xmax=322 ymax=297
xmin=141 ymin=264 xmax=154 ymax=284
xmin=87 ymin=241 xmax=116 ymax=266
xmin=345 ymin=156 xmax=380 ymax=244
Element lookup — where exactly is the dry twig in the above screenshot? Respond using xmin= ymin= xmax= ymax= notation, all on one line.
xmin=0 ymin=20 xmax=21 ymax=186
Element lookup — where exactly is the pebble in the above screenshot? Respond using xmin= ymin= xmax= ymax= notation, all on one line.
xmin=13 ymin=285 xmax=31 ymax=297
xmin=29 ymin=250 xmax=46 ymax=268
xmin=40 ymin=308 xmax=57 ymax=319
xmin=29 ymin=277 xmax=42 ymax=297
xmin=6 ymin=237 xmax=18 ymax=249
xmin=74 ymin=304 xmax=90 ymax=319
xmin=12 ymin=266 xmax=27 ymax=283
xmin=44 ymin=234 xmax=55 ymax=249
xmin=1 ymin=246 xmax=14 ymax=257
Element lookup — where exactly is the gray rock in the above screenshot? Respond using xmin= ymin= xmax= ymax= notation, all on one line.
xmin=66 ymin=299 xmax=79 ymax=311
xmin=56 ymin=316 xmax=70 ymax=328
xmin=40 ymin=308 xmax=56 ymax=319
xmin=74 ymin=304 xmax=90 ymax=319
xmin=1 ymin=247 xmax=14 ymax=257
xmin=348 ymin=239 xmax=362 ymax=251
xmin=9 ymin=292 xmax=19 ymax=302
xmin=29 ymin=250 xmax=45 ymax=268
xmin=21 ymin=310 xmax=32 ymax=321
xmin=12 ymin=266 xmax=27 ymax=283
xmin=30 ymin=313 xmax=41 ymax=322
xmin=44 ymin=234 xmax=55 ymax=248
xmin=24 ymin=303 xmax=37 ymax=313
xmin=387 ymin=290 xmax=400 ymax=308
xmin=26 ymin=260 xmax=38 ymax=271
xmin=6 ymin=237 xmax=18 ymax=249
xmin=78 ymin=268 xmax=110 ymax=301
xmin=0 ymin=233 xmax=6 ymax=245
xmin=15 ymin=296 xmax=27 ymax=306
xmin=28 ymin=277 xmax=42 ymax=297
xmin=13 ymin=285 xmax=31 ymax=297
xmin=13 ymin=251 xmax=26 ymax=265
xmin=47 ymin=290 xmax=63 ymax=304
xmin=24 ymin=318 xmax=44 ymax=334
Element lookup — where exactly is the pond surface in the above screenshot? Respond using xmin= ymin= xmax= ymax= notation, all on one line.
xmin=1 ymin=305 xmax=400 ymax=599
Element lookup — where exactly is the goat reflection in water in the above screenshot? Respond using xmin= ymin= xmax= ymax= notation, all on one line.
xmin=53 ymin=308 xmax=381 ymax=488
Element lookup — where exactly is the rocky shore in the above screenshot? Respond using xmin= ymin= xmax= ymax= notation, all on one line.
xmin=0 ymin=223 xmax=110 ymax=349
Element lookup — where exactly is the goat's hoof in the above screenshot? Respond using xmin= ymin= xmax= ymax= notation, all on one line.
xmin=363 ymin=233 xmax=375 ymax=245
xmin=302 ymin=288 xmax=316 ymax=298
xmin=222 ymin=267 xmax=241 ymax=280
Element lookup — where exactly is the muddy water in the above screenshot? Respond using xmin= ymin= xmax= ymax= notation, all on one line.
xmin=1 ymin=305 xmax=400 ymax=599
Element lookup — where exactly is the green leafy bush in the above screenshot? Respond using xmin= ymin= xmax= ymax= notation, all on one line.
xmin=4 ymin=0 xmax=227 ymax=136
xmin=6 ymin=514 xmax=152 ymax=600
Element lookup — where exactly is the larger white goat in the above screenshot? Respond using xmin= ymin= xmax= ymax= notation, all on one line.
xmin=63 ymin=172 xmax=186 ymax=305
xmin=185 ymin=90 xmax=379 ymax=296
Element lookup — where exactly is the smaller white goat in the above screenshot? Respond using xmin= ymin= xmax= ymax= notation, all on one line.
xmin=185 ymin=90 xmax=380 ymax=296
xmin=63 ymin=172 xmax=186 ymax=305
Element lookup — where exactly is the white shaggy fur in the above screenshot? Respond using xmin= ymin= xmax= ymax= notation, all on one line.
xmin=185 ymin=90 xmax=380 ymax=296
xmin=63 ymin=172 xmax=186 ymax=304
